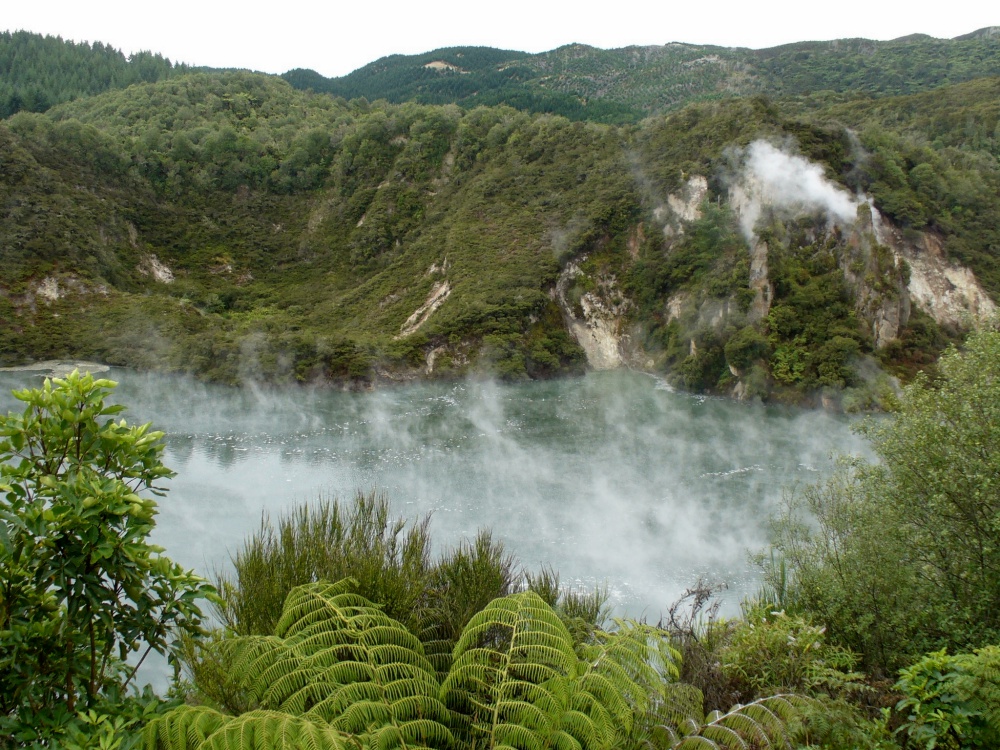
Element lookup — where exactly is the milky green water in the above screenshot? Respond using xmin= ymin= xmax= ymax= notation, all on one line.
xmin=0 ymin=367 xmax=869 ymax=619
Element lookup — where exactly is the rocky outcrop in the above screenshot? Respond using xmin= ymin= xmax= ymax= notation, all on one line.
xmin=555 ymin=260 xmax=629 ymax=370
xmin=872 ymin=213 xmax=996 ymax=328
xmin=397 ymin=280 xmax=451 ymax=338
xmin=138 ymin=254 xmax=174 ymax=284
xmin=655 ymin=175 xmax=708 ymax=237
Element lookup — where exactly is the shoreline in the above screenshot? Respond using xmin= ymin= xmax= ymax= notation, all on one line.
xmin=0 ymin=360 xmax=111 ymax=378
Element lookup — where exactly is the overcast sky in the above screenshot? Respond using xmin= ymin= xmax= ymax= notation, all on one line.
xmin=4 ymin=1 xmax=997 ymax=79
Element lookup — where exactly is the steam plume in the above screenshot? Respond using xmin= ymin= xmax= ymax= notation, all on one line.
xmin=731 ymin=141 xmax=861 ymax=241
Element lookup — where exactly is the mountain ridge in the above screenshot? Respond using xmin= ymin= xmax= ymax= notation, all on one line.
xmin=2 ymin=31 xmax=999 ymax=406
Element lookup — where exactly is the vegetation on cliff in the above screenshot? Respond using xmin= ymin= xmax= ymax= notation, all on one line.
xmin=1 ymin=70 xmax=997 ymax=402
xmin=2 ymin=31 xmax=999 ymax=403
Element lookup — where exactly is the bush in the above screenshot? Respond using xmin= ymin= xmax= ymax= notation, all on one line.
xmin=0 ymin=371 xmax=214 ymax=739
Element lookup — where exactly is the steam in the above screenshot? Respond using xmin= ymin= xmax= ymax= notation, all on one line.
xmin=0 ymin=367 xmax=869 ymax=612
xmin=731 ymin=141 xmax=862 ymax=242
xmin=0 ymin=367 xmax=872 ymax=690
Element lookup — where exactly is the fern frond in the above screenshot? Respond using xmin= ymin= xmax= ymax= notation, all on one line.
xmin=145 ymin=708 xmax=354 ymax=750
xmin=670 ymin=694 xmax=812 ymax=750
xmin=956 ymin=644 xmax=1000 ymax=738
xmin=698 ymin=723 xmax=750 ymax=750
xmin=145 ymin=705 xmax=228 ymax=750
xmin=444 ymin=591 xmax=640 ymax=750
xmin=201 ymin=710 xmax=354 ymax=750
xmin=492 ymin=721 xmax=546 ymax=750
xmin=275 ymin=579 xmax=376 ymax=639
xmin=159 ymin=580 xmax=452 ymax=750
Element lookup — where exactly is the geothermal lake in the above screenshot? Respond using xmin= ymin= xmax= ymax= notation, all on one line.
xmin=0 ymin=367 xmax=869 ymax=619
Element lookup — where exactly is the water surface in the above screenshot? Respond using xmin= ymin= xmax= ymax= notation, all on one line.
xmin=0 ymin=368 xmax=869 ymax=618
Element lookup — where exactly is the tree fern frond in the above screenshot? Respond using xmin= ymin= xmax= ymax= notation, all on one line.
xmin=707 ymin=710 xmax=769 ymax=748
xmin=275 ymin=579 xmax=377 ymax=639
xmin=145 ymin=708 xmax=355 ymax=750
xmin=494 ymin=699 xmax=551 ymax=730
xmin=492 ymin=721 xmax=546 ymax=750
xmin=201 ymin=710 xmax=354 ymax=750
xmin=367 ymin=643 xmax=436 ymax=669
xmin=395 ymin=718 xmax=456 ymax=747
xmin=334 ymin=700 xmax=394 ymax=735
xmin=323 ymin=660 xmax=378 ymax=685
xmin=145 ymin=705 xmax=228 ymax=750
xmin=547 ymin=729 xmax=584 ymax=750
xmin=388 ymin=693 xmax=453 ymax=725
xmin=670 ymin=694 xmax=811 ymax=750
xmin=672 ymin=736 xmax=723 ymax=749
xmin=698 ymin=723 xmax=749 ymax=750
xmin=655 ymin=684 xmax=705 ymax=735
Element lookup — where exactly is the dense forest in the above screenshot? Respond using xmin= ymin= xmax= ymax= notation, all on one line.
xmin=283 ymin=29 xmax=1000 ymax=122
xmin=0 ymin=31 xmax=183 ymax=117
xmin=2 ymin=61 xmax=999 ymax=405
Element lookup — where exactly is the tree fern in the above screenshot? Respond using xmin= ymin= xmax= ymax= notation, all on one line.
xmin=163 ymin=581 xmax=811 ymax=750
xmin=149 ymin=580 xmax=452 ymax=750
xmin=442 ymin=591 xmax=639 ymax=750
xmin=578 ymin=622 xmax=681 ymax=749
xmin=145 ymin=706 xmax=356 ymax=750
xmin=667 ymin=694 xmax=811 ymax=750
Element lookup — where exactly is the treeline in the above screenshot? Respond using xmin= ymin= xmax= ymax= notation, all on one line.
xmin=281 ymin=31 xmax=1000 ymax=121
xmin=0 ymin=30 xmax=183 ymax=117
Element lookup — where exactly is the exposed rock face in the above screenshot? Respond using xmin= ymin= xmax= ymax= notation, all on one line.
xmin=28 ymin=275 xmax=107 ymax=308
xmin=138 ymin=254 xmax=174 ymax=284
xmin=655 ymin=175 xmax=708 ymax=236
xmin=555 ymin=260 xmax=629 ymax=370
xmin=872 ymin=214 xmax=996 ymax=328
xmin=397 ymin=280 xmax=451 ymax=338
xmin=728 ymin=178 xmax=774 ymax=322
xmin=747 ymin=239 xmax=773 ymax=323
xmin=666 ymin=175 xmax=709 ymax=224
xmin=36 ymin=277 xmax=62 ymax=302
xmin=839 ymin=205 xmax=911 ymax=348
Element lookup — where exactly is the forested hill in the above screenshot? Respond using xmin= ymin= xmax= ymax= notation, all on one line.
xmin=0 ymin=30 xmax=186 ymax=118
xmin=281 ymin=29 xmax=1000 ymax=122
xmin=2 ymin=68 xmax=999 ymax=407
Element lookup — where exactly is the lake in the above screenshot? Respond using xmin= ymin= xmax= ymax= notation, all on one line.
xmin=0 ymin=366 xmax=869 ymax=621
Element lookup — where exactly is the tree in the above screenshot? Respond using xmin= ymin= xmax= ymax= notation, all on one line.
xmin=772 ymin=327 xmax=1000 ymax=673
xmin=0 ymin=371 xmax=215 ymax=734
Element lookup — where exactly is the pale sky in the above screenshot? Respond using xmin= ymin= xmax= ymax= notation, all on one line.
xmin=3 ymin=1 xmax=997 ymax=79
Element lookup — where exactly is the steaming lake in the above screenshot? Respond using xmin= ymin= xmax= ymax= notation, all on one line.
xmin=0 ymin=367 xmax=869 ymax=617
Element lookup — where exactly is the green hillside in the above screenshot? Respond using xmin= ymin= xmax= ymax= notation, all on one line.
xmin=282 ymin=30 xmax=1000 ymax=121
xmin=1 ymin=66 xmax=997 ymax=405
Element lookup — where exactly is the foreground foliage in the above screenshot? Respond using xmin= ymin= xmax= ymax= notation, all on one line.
xmin=772 ymin=327 xmax=1000 ymax=674
xmin=0 ymin=372 xmax=215 ymax=743
xmin=154 ymin=578 xmax=837 ymax=750
xmin=894 ymin=646 xmax=1000 ymax=749
xmin=4 ymin=370 xmax=1000 ymax=748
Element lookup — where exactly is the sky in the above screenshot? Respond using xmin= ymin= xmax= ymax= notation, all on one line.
xmin=3 ymin=1 xmax=997 ymax=79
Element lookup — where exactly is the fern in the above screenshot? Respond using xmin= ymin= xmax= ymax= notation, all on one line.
xmin=443 ymin=591 xmax=648 ymax=750
xmin=578 ymin=620 xmax=681 ymax=748
xmin=164 ymin=581 xmax=811 ymax=750
xmin=955 ymin=645 xmax=1000 ymax=745
xmin=668 ymin=694 xmax=811 ymax=750
xmin=145 ymin=707 xmax=355 ymax=750
xmin=150 ymin=580 xmax=452 ymax=750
